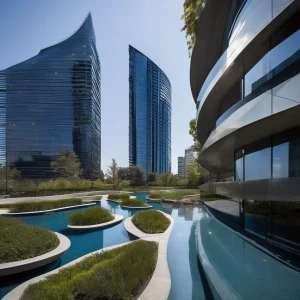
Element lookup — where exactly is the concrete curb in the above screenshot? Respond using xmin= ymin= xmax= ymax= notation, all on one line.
xmin=67 ymin=214 xmax=124 ymax=230
xmin=124 ymin=211 xmax=174 ymax=300
xmin=1 ymin=203 xmax=96 ymax=216
xmin=0 ymin=232 xmax=70 ymax=277
xmin=121 ymin=205 xmax=153 ymax=209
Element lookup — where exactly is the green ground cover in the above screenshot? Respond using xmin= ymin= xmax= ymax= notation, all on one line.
xmin=148 ymin=191 xmax=198 ymax=200
xmin=68 ymin=207 xmax=114 ymax=226
xmin=0 ymin=216 xmax=59 ymax=263
xmin=0 ymin=198 xmax=84 ymax=213
xmin=132 ymin=210 xmax=171 ymax=233
xmin=107 ymin=193 xmax=130 ymax=201
xmin=121 ymin=199 xmax=147 ymax=207
xmin=84 ymin=196 xmax=103 ymax=200
xmin=21 ymin=240 xmax=158 ymax=300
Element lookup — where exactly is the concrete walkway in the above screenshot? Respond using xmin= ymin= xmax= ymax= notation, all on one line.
xmin=204 ymin=200 xmax=239 ymax=217
xmin=0 ymin=190 xmax=123 ymax=205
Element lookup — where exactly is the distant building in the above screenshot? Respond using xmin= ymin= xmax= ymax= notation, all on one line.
xmin=178 ymin=156 xmax=185 ymax=178
xmin=128 ymin=45 xmax=172 ymax=178
xmin=0 ymin=13 xmax=101 ymax=180
xmin=185 ymin=146 xmax=197 ymax=176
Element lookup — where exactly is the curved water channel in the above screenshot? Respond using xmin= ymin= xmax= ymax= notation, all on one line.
xmin=1 ymin=192 xmax=300 ymax=299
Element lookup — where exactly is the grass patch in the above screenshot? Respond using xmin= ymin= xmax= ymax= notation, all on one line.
xmin=0 ymin=216 xmax=59 ymax=263
xmin=85 ymin=196 xmax=103 ymax=200
xmin=121 ymin=199 xmax=147 ymax=207
xmin=132 ymin=210 xmax=171 ymax=233
xmin=108 ymin=193 xmax=130 ymax=201
xmin=21 ymin=240 xmax=158 ymax=300
xmin=148 ymin=192 xmax=189 ymax=200
xmin=69 ymin=207 xmax=114 ymax=226
xmin=0 ymin=198 xmax=84 ymax=213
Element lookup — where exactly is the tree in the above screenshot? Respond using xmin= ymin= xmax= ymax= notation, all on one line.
xmin=148 ymin=173 xmax=156 ymax=183
xmin=186 ymin=159 xmax=201 ymax=186
xmin=0 ymin=164 xmax=21 ymax=193
xmin=189 ymin=118 xmax=202 ymax=152
xmin=157 ymin=173 xmax=171 ymax=187
xmin=51 ymin=146 xmax=82 ymax=179
xmin=181 ymin=0 xmax=206 ymax=56
xmin=117 ymin=166 xmax=145 ymax=187
xmin=106 ymin=158 xmax=119 ymax=189
xmin=99 ymin=170 xmax=105 ymax=181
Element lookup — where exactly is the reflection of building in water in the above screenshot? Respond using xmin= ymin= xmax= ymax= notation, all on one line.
xmin=184 ymin=206 xmax=194 ymax=221
xmin=178 ymin=206 xmax=185 ymax=217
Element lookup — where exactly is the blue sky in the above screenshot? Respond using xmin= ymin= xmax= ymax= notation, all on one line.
xmin=0 ymin=0 xmax=195 ymax=173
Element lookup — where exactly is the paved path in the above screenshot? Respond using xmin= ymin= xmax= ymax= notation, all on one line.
xmin=0 ymin=190 xmax=123 ymax=205
xmin=204 ymin=200 xmax=239 ymax=217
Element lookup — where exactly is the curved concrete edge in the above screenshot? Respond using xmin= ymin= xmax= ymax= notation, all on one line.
xmin=1 ymin=203 xmax=96 ymax=216
xmin=129 ymin=195 xmax=137 ymax=199
xmin=67 ymin=214 xmax=124 ymax=230
xmin=121 ymin=205 xmax=153 ymax=209
xmin=146 ymin=197 xmax=162 ymax=202
xmin=124 ymin=211 xmax=175 ymax=300
xmin=3 ymin=241 xmax=132 ymax=300
xmin=106 ymin=199 xmax=122 ymax=204
xmin=0 ymin=232 xmax=70 ymax=277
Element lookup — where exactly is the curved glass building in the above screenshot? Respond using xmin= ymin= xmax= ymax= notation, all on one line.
xmin=0 ymin=13 xmax=101 ymax=180
xmin=129 ymin=46 xmax=171 ymax=178
xmin=191 ymin=0 xmax=300 ymax=254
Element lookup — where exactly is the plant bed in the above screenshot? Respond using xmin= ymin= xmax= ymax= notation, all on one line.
xmin=132 ymin=210 xmax=171 ymax=233
xmin=121 ymin=199 xmax=152 ymax=209
xmin=20 ymin=240 xmax=158 ymax=300
xmin=68 ymin=207 xmax=114 ymax=226
xmin=84 ymin=195 xmax=103 ymax=201
xmin=107 ymin=193 xmax=130 ymax=201
xmin=0 ymin=216 xmax=59 ymax=264
xmin=0 ymin=198 xmax=95 ymax=215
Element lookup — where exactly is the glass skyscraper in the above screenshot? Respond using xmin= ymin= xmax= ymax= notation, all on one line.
xmin=0 ymin=13 xmax=101 ymax=180
xmin=129 ymin=45 xmax=171 ymax=178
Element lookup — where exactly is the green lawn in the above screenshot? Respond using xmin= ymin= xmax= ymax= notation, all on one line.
xmin=132 ymin=210 xmax=171 ymax=233
xmin=107 ymin=193 xmax=130 ymax=201
xmin=68 ymin=207 xmax=114 ymax=226
xmin=0 ymin=216 xmax=59 ymax=263
xmin=0 ymin=198 xmax=84 ymax=213
xmin=21 ymin=240 xmax=158 ymax=300
xmin=121 ymin=199 xmax=147 ymax=207
xmin=148 ymin=191 xmax=199 ymax=200
xmin=84 ymin=196 xmax=103 ymax=201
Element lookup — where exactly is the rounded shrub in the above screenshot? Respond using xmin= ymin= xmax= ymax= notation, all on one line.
xmin=132 ymin=210 xmax=170 ymax=233
xmin=121 ymin=199 xmax=147 ymax=207
xmin=68 ymin=207 xmax=114 ymax=226
xmin=108 ymin=193 xmax=130 ymax=201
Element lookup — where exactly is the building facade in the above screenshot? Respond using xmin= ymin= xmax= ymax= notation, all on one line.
xmin=177 ymin=156 xmax=185 ymax=178
xmin=191 ymin=0 xmax=300 ymax=254
xmin=129 ymin=45 xmax=171 ymax=178
xmin=0 ymin=13 xmax=101 ymax=181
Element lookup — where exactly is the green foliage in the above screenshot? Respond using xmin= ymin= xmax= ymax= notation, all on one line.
xmin=121 ymin=199 xmax=147 ymax=207
xmin=108 ymin=193 xmax=130 ymax=201
xmin=132 ymin=210 xmax=171 ymax=233
xmin=148 ymin=173 xmax=156 ymax=182
xmin=181 ymin=0 xmax=205 ymax=55
xmin=0 ymin=216 xmax=59 ymax=263
xmin=149 ymin=190 xmax=199 ymax=200
xmin=177 ymin=178 xmax=189 ymax=186
xmin=119 ymin=180 xmax=130 ymax=188
xmin=118 ymin=166 xmax=145 ymax=186
xmin=186 ymin=159 xmax=202 ymax=186
xmin=189 ymin=118 xmax=202 ymax=152
xmin=149 ymin=173 xmax=179 ymax=187
xmin=85 ymin=196 xmax=103 ymax=200
xmin=51 ymin=146 xmax=82 ymax=179
xmin=1 ymin=198 xmax=83 ymax=213
xmin=68 ymin=207 xmax=114 ymax=226
xmin=21 ymin=240 xmax=158 ymax=300
xmin=106 ymin=158 xmax=120 ymax=189
xmin=0 ymin=164 xmax=21 ymax=193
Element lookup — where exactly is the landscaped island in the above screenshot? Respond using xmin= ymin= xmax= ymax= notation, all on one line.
xmin=121 ymin=198 xmax=150 ymax=208
xmin=0 ymin=216 xmax=59 ymax=263
xmin=132 ymin=210 xmax=171 ymax=233
xmin=148 ymin=190 xmax=199 ymax=201
xmin=84 ymin=196 xmax=103 ymax=201
xmin=21 ymin=240 xmax=158 ymax=300
xmin=0 ymin=198 xmax=86 ymax=213
xmin=107 ymin=193 xmax=130 ymax=202
xmin=68 ymin=207 xmax=114 ymax=226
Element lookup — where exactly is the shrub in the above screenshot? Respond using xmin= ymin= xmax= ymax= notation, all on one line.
xmin=0 ymin=198 xmax=83 ymax=213
xmin=69 ymin=207 xmax=114 ymax=226
xmin=132 ymin=210 xmax=171 ymax=233
xmin=108 ymin=193 xmax=130 ymax=201
xmin=121 ymin=199 xmax=147 ymax=207
xmin=21 ymin=240 xmax=158 ymax=300
xmin=0 ymin=216 xmax=59 ymax=263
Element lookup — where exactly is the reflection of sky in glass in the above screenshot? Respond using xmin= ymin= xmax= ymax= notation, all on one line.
xmin=273 ymin=142 xmax=289 ymax=178
xmin=245 ymin=147 xmax=271 ymax=180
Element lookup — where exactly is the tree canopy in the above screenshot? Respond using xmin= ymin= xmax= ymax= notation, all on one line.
xmin=51 ymin=147 xmax=82 ymax=179
xmin=118 ymin=166 xmax=145 ymax=187
xmin=181 ymin=0 xmax=205 ymax=56
xmin=106 ymin=158 xmax=119 ymax=189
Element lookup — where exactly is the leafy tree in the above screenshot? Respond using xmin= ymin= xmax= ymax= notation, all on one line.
xmin=148 ymin=173 xmax=156 ymax=183
xmin=189 ymin=118 xmax=202 ymax=152
xmin=168 ymin=174 xmax=179 ymax=186
xmin=157 ymin=173 xmax=171 ymax=187
xmin=106 ymin=158 xmax=119 ymax=189
xmin=181 ymin=0 xmax=205 ymax=56
xmin=186 ymin=159 xmax=201 ymax=186
xmin=119 ymin=180 xmax=130 ymax=188
xmin=118 ymin=166 xmax=145 ymax=187
xmin=51 ymin=147 xmax=82 ymax=179
xmin=0 ymin=163 xmax=21 ymax=192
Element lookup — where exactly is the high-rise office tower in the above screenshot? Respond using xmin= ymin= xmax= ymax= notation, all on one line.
xmin=129 ymin=45 xmax=171 ymax=178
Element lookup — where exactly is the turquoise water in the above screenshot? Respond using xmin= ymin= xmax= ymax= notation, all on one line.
xmin=196 ymin=209 xmax=300 ymax=300
xmin=0 ymin=193 xmax=207 ymax=299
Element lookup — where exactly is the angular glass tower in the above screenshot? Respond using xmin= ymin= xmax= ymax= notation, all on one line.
xmin=0 ymin=13 xmax=101 ymax=180
xmin=129 ymin=45 xmax=171 ymax=178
